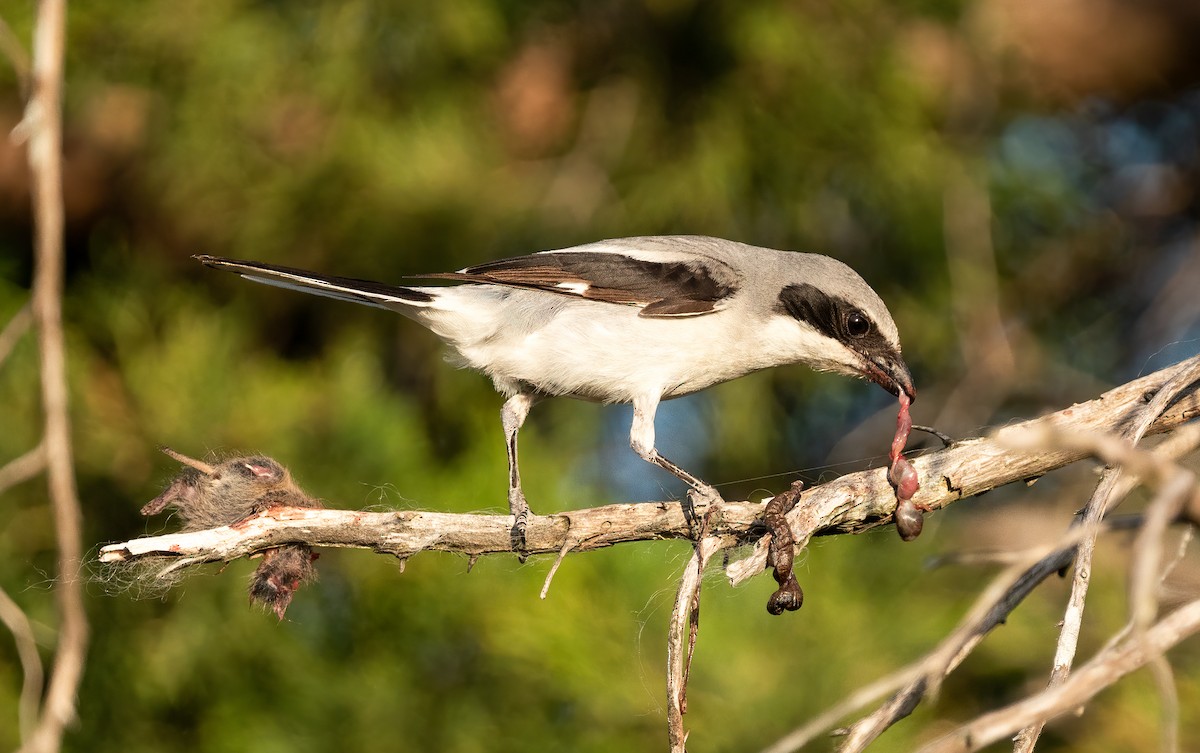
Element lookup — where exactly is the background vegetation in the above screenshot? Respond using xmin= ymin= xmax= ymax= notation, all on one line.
xmin=2 ymin=1 xmax=1199 ymax=750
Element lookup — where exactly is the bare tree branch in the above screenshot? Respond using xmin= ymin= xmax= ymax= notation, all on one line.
xmin=761 ymin=418 xmax=1200 ymax=753
xmin=758 ymin=540 xmax=1108 ymax=753
xmin=725 ymin=354 xmax=1200 ymax=588
xmin=0 ymin=14 xmax=32 ymax=99
xmin=760 ymin=661 xmax=926 ymax=753
xmin=93 ymin=356 xmax=1198 ymax=753
xmin=0 ymin=441 xmax=47 ymax=498
xmin=0 ymin=302 xmax=33 ymax=368
xmin=832 ymin=364 xmax=1200 ymax=752
xmin=19 ymin=2 xmax=90 ymax=752
xmin=0 ymin=584 xmax=44 ymax=745
xmin=918 ymin=597 xmax=1200 ymax=753
xmin=834 ymin=524 xmax=1102 ymax=753
xmin=99 ymin=355 xmax=1200 ymax=574
xmin=1146 ymin=655 xmax=1179 ymax=753
xmin=1012 ymin=358 xmax=1200 ymax=752
xmin=539 ymin=535 xmax=577 ymax=600
xmin=667 ymin=536 xmax=722 ymax=753
xmin=1149 ymin=528 xmax=1192 ymax=753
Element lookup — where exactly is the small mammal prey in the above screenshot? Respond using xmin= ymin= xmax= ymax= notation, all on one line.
xmin=197 ymin=235 xmax=916 ymax=545
xmin=143 ymin=448 xmax=322 ymax=619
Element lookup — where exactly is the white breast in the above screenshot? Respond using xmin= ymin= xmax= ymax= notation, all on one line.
xmin=413 ymin=285 xmax=836 ymax=403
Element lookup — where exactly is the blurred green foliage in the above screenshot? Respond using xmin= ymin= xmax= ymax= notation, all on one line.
xmin=2 ymin=0 xmax=1199 ymax=751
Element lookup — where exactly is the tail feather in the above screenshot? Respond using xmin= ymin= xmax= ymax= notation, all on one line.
xmin=194 ymin=255 xmax=434 ymax=311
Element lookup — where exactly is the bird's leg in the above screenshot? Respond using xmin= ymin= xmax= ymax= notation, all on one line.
xmin=501 ymin=392 xmax=538 ymax=552
xmin=629 ymin=396 xmax=723 ymax=533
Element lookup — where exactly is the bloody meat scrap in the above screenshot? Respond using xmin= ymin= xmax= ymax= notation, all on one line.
xmin=888 ymin=394 xmax=923 ymax=541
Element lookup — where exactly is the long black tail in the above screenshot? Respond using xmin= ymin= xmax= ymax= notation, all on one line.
xmin=194 ymin=255 xmax=434 ymax=311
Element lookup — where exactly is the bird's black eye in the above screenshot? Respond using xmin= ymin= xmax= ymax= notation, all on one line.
xmin=846 ymin=311 xmax=871 ymax=338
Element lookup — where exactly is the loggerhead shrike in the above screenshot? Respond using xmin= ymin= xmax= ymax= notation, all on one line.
xmin=197 ymin=235 xmax=914 ymax=545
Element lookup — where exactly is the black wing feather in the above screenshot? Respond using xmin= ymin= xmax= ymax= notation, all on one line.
xmin=417 ymin=252 xmax=740 ymax=317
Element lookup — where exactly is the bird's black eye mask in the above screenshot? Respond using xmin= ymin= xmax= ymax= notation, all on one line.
xmin=776 ymin=283 xmax=892 ymax=355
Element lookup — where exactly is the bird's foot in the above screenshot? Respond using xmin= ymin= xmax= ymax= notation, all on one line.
xmin=683 ymin=484 xmax=723 ymax=538
xmin=508 ymin=490 xmax=531 ymax=558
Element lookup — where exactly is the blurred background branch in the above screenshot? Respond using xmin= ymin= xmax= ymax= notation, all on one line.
xmin=922 ymin=597 xmax=1200 ymax=753
xmin=7 ymin=1 xmax=90 ymax=752
xmin=0 ymin=583 xmax=43 ymax=744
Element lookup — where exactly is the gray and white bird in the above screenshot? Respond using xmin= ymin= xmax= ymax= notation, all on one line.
xmin=197 ymin=235 xmax=914 ymax=543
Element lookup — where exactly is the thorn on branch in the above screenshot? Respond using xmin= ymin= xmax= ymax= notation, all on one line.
xmin=540 ymin=534 xmax=577 ymax=600
xmin=912 ymin=424 xmax=956 ymax=448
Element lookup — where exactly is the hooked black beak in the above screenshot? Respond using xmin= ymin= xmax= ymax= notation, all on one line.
xmin=864 ymin=354 xmax=916 ymax=403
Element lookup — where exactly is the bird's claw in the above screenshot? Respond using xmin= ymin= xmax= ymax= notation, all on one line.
xmin=683 ymin=485 xmax=723 ymax=538
xmin=508 ymin=491 xmax=531 ymax=559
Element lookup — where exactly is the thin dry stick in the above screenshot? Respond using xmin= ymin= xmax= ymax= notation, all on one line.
xmin=801 ymin=509 xmax=1159 ymax=753
xmin=1014 ymin=361 xmax=1200 ymax=752
xmin=1007 ymin=425 xmax=1200 ymax=635
xmin=20 ymin=2 xmax=90 ymax=752
xmin=831 ymin=427 xmax=1200 ymax=752
xmin=833 ymin=534 xmax=1092 ymax=753
xmin=831 ymin=424 xmax=1200 ymax=753
xmin=762 ymin=553 xmax=1094 ymax=753
xmin=1010 ymin=465 xmax=1122 ymax=753
xmin=760 ymin=663 xmax=926 ymax=753
xmin=1114 ymin=470 xmax=1192 ymax=753
xmin=1147 ymin=527 xmax=1193 ymax=753
xmin=0 ymin=441 xmax=47 ymax=497
xmin=1031 ymin=423 xmax=1200 ymax=525
xmin=0 ymin=585 xmax=44 ymax=745
xmin=760 ymin=404 xmax=1200 ymax=753
xmin=1129 ymin=471 xmax=1197 ymax=631
xmin=539 ymin=535 xmax=576 ymax=599
xmin=0 ymin=15 xmax=32 ymax=97
xmin=804 ymin=426 xmax=1198 ymax=753
xmin=918 ymin=597 xmax=1200 ymax=753
xmin=840 ymin=541 xmax=1198 ymax=753
xmin=1128 ymin=475 xmax=1193 ymax=753
xmin=1146 ymin=656 xmax=1179 ymax=753
xmin=0 ymin=302 xmax=33 ymax=367
xmin=667 ymin=535 xmax=721 ymax=753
